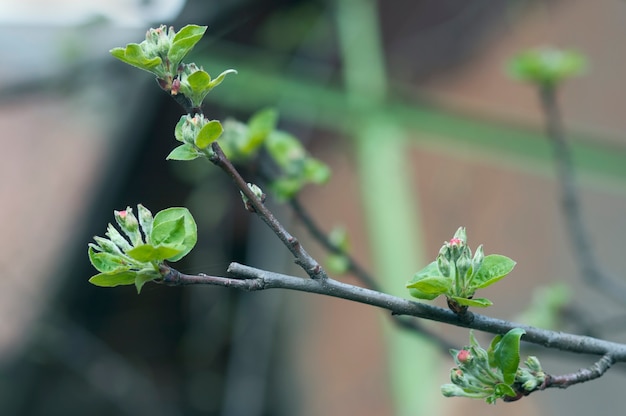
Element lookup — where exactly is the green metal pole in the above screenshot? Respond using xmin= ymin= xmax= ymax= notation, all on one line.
xmin=335 ymin=0 xmax=442 ymax=414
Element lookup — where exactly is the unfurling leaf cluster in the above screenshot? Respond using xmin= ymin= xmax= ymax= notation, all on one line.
xmin=110 ymin=24 xmax=236 ymax=108
xmin=406 ymin=227 xmax=515 ymax=310
xmin=88 ymin=205 xmax=197 ymax=293
xmin=441 ymin=329 xmax=545 ymax=404
xmin=220 ymin=108 xmax=331 ymax=200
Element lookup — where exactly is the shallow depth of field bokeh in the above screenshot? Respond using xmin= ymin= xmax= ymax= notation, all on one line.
xmin=1 ymin=1 xmax=626 ymax=415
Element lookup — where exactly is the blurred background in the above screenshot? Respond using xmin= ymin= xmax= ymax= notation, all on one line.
xmin=1 ymin=0 xmax=626 ymax=415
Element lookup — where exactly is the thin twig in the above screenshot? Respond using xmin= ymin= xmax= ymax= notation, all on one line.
xmin=289 ymin=197 xmax=456 ymax=350
xmin=157 ymin=262 xmax=626 ymax=362
xmin=539 ymin=86 xmax=626 ymax=305
xmin=289 ymin=197 xmax=378 ymax=288
xmin=543 ymin=354 xmax=615 ymax=389
xmin=208 ymin=141 xmax=328 ymax=280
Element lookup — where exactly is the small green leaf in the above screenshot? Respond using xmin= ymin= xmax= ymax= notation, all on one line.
xmin=92 ymin=236 xmax=123 ymax=255
xmin=270 ymin=177 xmax=303 ymax=200
xmin=265 ymin=131 xmax=306 ymax=170
xmin=151 ymin=217 xmax=186 ymax=247
xmin=106 ymin=223 xmax=132 ymax=251
xmin=326 ymin=253 xmax=350 ymax=275
xmin=448 ymin=296 xmax=493 ymax=308
xmin=167 ymin=143 xmax=200 ymax=161
xmin=137 ymin=204 xmax=154 ymax=244
xmin=88 ymin=246 xmax=130 ymax=274
xmin=187 ymin=69 xmax=212 ymax=91
xmin=89 ymin=271 xmax=137 ymax=287
xmin=168 ymin=24 xmax=207 ymax=65
xmin=471 ymin=255 xmax=516 ymax=289
xmin=493 ymin=328 xmax=526 ymax=385
xmin=508 ymin=48 xmax=586 ymax=87
xmin=195 ymin=120 xmax=223 ymax=149
xmin=110 ymin=44 xmax=161 ymax=72
xmin=246 ymin=108 xmax=278 ymax=151
xmin=135 ymin=271 xmax=159 ymax=294
xmin=494 ymin=383 xmax=517 ymax=398
xmin=302 ymin=158 xmax=331 ymax=184
xmin=174 ymin=116 xmax=187 ymax=142
xmin=407 ymin=261 xmax=443 ymax=300
xmin=209 ymin=69 xmax=237 ymax=90
xmin=328 ymin=226 xmax=349 ymax=253
xmin=151 ymin=207 xmax=197 ymax=261
xmin=126 ymin=244 xmax=182 ymax=262
xmin=406 ymin=276 xmax=451 ymax=296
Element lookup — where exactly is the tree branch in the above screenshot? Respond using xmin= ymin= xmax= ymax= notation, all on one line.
xmin=543 ymin=354 xmax=615 ymax=389
xmin=157 ymin=262 xmax=626 ymax=362
xmin=539 ymin=86 xmax=626 ymax=304
xmin=289 ymin=197 xmax=456 ymax=350
xmin=208 ymin=141 xmax=327 ymax=280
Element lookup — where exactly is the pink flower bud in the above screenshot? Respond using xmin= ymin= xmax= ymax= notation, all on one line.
xmin=457 ymin=349 xmax=472 ymax=363
xmin=117 ymin=210 xmax=127 ymax=219
xmin=449 ymin=238 xmax=463 ymax=246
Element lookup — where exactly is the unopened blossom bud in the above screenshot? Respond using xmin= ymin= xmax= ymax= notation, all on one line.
xmin=171 ymin=78 xmax=181 ymax=95
xmin=450 ymin=368 xmax=466 ymax=385
xmin=456 ymin=349 xmax=472 ymax=364
xmin=525 ymin=356 xmax=543 ymax=372
xmin=441 ymin=383 xmax=466 ymax=397
xmin=472 ymin=244 xmax=484 ymax=272
xmin=437 ymin=254 xmax=450 ymax=277
xmin=522 ymin=379 xmax=538 ymax=392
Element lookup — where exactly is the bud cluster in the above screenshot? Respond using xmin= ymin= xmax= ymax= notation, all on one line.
xmin=436 ymin=227 xmax=484 ymax=300
xmin=441 ymin=330 xmax=544 ymax=404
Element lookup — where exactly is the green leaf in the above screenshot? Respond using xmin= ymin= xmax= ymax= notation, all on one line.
xmin=270 ymin=177 xmax=303 ymax=200
xmin=187 ymin=69 xmax=212 ymax=91
xmin=151 ymin=217 xmax=186 ymax=247
xmin=110 ymin=44 xmax=161 ymax=72
xmin=494 ymin=383 xmax=517 ymax=398
xmin=265 ymin=131 xmax=306 ymax=169
xmin=92 ymin=236 xmax=123 ymax=255
xmin=406 ymin=261 xmax=443 ymax=300
xmin=137 ymin=204 xmax=154 ymax=244
xmin=508 ymin=48 xmax=586 ymax=87
xmin=195 ymin=120 xmax=223 ymax=149
xmin=208 ymin=69 xmax=237 ymax=90
xmin=166 ymin=143 xmax=200 ymax=161
xmin=302 ymin=158 xmax=331 ymax=184
xmin=88 ymin=246 xmax=130 ymax=274
xmin=89 ymin=271 xmax=137 ymax=287
xmin=448 ymin=296 xmax=493 ymax=308
xmin=471 ymin=255 xmax=516 ymax=289
xmin=493 ymin=328 xmax=526 ymax=385
xmin=106 ymin=223 xmax=132 ymax=251
xmin=135 ymin=271 xmax=158 ymax=294
xmin=174 ymin=116 xmax=187 ymax=142
xmin=326 ymin=253 xmax=350 ymax=275
xmin=126 ymin=244 xmax=182 ymax=263
xmin=246 ymin=108 xmax=278 ymax=151
xmin=168 ymin=24 xmax=207 ymax=65
xmin=151 ymin=207 xmax=197 ymax=261
xmin=406 ymin=276 xmax=451 ymax=296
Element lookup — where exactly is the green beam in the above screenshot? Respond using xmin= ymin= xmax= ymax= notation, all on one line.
xmin=197 ymin=50 xmax=626 ymax=185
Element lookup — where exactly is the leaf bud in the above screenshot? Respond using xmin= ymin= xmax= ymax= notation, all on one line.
xmin=525 ymin=356 xmax=543 ymax=373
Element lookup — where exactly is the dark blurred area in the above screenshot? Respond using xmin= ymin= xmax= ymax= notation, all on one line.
xmin=2 ymin=0 xmax=626 ymax=415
